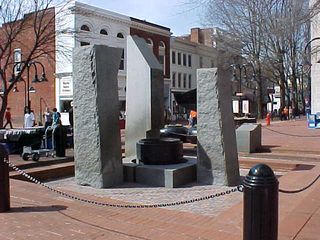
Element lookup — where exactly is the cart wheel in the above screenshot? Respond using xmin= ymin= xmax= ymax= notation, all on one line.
xmin=32 ymin=153 xmax=40 ymax=161
xmin=22 ymin=153 xmax=29 ymax=161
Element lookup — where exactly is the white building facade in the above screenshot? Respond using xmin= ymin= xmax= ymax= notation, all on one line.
xmin=170 ymin=37 xmax=217 ymax=113
xmin=310 ymin=0 xmax=320 ymax=114
xmin=55 ymin=1 xmax=171 ymax=122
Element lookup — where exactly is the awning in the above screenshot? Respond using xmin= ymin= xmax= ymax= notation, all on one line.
xmin=173 ymin=89 xmax=196 ymax=111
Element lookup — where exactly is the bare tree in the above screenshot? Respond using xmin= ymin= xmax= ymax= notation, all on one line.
xmin=0 ymin=0 xmax=71 ymax=127
xmin=188 ymin=0 xmax=320 ymax=118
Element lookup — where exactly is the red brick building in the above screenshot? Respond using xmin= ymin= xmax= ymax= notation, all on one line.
xmin=1 ymin=8 xmax=56 ymax=127
xmin=130 ymin=18 xmax=171 ymax=79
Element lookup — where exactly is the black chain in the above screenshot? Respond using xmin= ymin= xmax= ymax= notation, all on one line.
xmin=262 ymin=125 xmax=320 ymax=138
xmin=279 ymin=174 xmax=320 ymax=194
xmin=4 ymin=159 xmax=242 ymax=208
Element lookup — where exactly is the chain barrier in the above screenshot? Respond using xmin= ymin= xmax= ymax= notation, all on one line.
xmin=262 ymin=125 xmax=320 ymax=138
xmin=4 ymin=158 xmax=242 ymax=208
xmin=279 ymin=174 xmax=320 ymax=194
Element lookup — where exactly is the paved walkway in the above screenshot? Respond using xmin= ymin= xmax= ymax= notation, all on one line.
xmin=1 ymin=118 xmax=320 ymax=239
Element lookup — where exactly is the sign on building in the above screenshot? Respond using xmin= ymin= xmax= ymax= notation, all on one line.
xmin=60 ymin=77 xmax=73 ymax=96
xmin=242 ymin=100 xmax=249 ymax=114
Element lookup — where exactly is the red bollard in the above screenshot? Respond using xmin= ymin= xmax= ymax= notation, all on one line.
xmin=0 ymin=145 xmax=10 ymax=212
xmin=266 ymin=113 xmax=271 ymax=126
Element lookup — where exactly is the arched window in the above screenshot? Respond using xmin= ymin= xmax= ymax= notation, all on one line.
xmin=100 ymin=29 xmax=108 ymax=35
xmin=158 ymin=41 xmax=166 ymax=73
xmin=146 ymin=38 xmax=153 ymax=45
xmin=117 ymin=32 xmax=124 ymax=39
xmin=80 ymin=24 xmax=90 ymax=32
xmin=159 ymin=41 xmax=165 ymax=48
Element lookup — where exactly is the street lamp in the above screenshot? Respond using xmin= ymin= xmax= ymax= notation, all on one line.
xmin=231 ymin=64 xmax=248 ymax=94
xmin=231 ymin=64 xmax=250 ymax=116
xmin=9 ymin=60 xmax=47 ymax=110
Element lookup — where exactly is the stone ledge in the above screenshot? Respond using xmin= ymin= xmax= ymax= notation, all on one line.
xmin=123 ymin=158 xmax=197 ymax=188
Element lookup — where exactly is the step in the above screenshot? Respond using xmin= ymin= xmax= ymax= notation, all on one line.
xmin=239 ymin=158 xmax=318 ymax=173
xmin=240 ymin=152 xmax=320 ymax=163
xmin=8 ymin=156 xmax=74 ymax=171
xmin=10 ymin=161 xmax=74 ymax=182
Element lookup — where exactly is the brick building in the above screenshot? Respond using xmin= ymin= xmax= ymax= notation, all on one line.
xmin=3 ymin=2 xmax=171 ymax=127
xmin=0 ymin=8 xmax=56 ymax=127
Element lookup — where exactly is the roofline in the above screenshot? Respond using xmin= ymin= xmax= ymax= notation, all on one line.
xmin=130 ymin=17 xmax=170 ymax=32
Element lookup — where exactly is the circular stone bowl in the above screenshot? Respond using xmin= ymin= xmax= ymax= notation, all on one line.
xmin=136 ymin=138 xmax=185 ymax=165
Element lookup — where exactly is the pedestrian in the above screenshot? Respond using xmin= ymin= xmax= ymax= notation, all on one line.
xmin=283 ymin=107 xmax=289 ymax=120
xmin=30 ymin=110 xmax=36 ymax=126
xmin=43 ymin=107 xmax=53 ymax=130
xmin=68 ymin=102 xmax=73 ymax=128
xmin=288 ymin=106 xmax=293 ymax=120
xmin=3 ymin=107 xmax=13 ymax=129
xmin=24 ymin=107 xmax=35 ymax=128
xmin=52 ymin=107 xmax=60 ymax=126
xmin=189 ymin=110 xmax=197 ymax=127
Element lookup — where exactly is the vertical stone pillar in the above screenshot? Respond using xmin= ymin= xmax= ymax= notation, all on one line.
xmin=197 ymin=68 xmax=240 ymax=186
xmin=73 ymin=45 xmax=123 ymax=188
xmin=0 ymin=145 xmax=10 ymax=212
xmin=125 ymin=36 xmax=164 ymax=159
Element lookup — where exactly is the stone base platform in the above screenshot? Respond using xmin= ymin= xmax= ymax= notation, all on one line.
xmin=123 ymin=158 xmax=197 ymax=188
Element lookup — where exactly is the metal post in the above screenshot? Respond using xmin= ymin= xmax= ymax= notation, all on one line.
xmin=27 ymin=64 xmax=31 ymax=110
xmin=243 ymin=164 xmax=279 ymax=240
xmin=0 ymin=145 xmax=10 ymax=212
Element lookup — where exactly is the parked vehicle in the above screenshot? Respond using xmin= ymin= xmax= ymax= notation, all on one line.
xmin=160 ymin=124 xmax=197 ymax=144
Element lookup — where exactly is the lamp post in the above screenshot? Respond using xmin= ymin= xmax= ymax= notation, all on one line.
xmin=9 ymin=60 xmax=47 ymax=111
xmin=231 ymin=64 xmax=249 ymax=116
xmin=297 ymin=64 xmax=305 ymax=114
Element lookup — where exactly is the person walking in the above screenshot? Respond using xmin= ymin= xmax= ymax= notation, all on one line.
xmin=189 ymin=110 xmax=197 ymax=127
xmin=24 ymin=107 xmax=35 ymax=128
xmin=52 ymin=108 xmax=61 ymax=126
xmin=68 ymin=102 xmax=73 ymax=128
xmin=3 ymin=107 xmax=13 ymax=129
xmin=43 ymin=107 xmax=53 ymax=130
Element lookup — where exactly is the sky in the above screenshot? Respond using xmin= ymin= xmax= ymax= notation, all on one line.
xmin=79 ymin=0 xmax=205 ymax=36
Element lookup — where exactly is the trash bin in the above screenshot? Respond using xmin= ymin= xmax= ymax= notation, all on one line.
xmin=54 ymin=125 xmax=67 ymax=157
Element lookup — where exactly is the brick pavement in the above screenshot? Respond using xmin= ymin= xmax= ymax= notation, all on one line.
xmin=0 ymin=118 xmax=320 ymax=239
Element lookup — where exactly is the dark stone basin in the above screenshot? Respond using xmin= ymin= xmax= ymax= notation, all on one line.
xmin=136 ymin=138 xmax=185 ymax=165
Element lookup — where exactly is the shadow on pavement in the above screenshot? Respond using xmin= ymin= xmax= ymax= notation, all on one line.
xmin=9 ymin=205 xmax=67 ymax=213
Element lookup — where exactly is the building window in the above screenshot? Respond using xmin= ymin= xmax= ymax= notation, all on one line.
xmin=14 ymin=49 xmax=22 ymax=75
xmin=211 ymin=60 xmax=214 ymax=68
xmin=159 ymin=41 xmax=165 ymax=48
xmin=80 ymin=41 xmax=90 ymax=46
xmin=146 ymin=38 xmax=153 ymax=45
xmin=172 ymin=51 xmax=176 ymax=64
xmin=178 ymin=73 xmax=181 ymax=88
xmin=178 ymin=52 xmax=181 ymax=65
xmin=172 ymin=72 xmax=176 ymax=87
xmin=188 ymin=55 xmax=192 ymax=67
xmin=188 ymin=74 xmax=192 ymax=88
xmin=200 ymin=57 xmax=203 ymax=68
xmin=146 ymin=38 xmax=153 ymax=52
xmin=80 ymin=25 xmax=90 ymax=31
xmin=100 ymin=29 xmax=108 ymax=35
xmin=158 ymin=41 xmax=166 ymax=73
xmin=159 ymin=55 xmax=164 ymax=65
xmin=183 ymin=54 xmax=187 ymax=66
xmin=119 ymin=49 xmax=124 ymax=70
xmin=117 ymin=32 xmax=124 ymax=38
xmin=183 ymin=74 xmax=187 ymax=88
